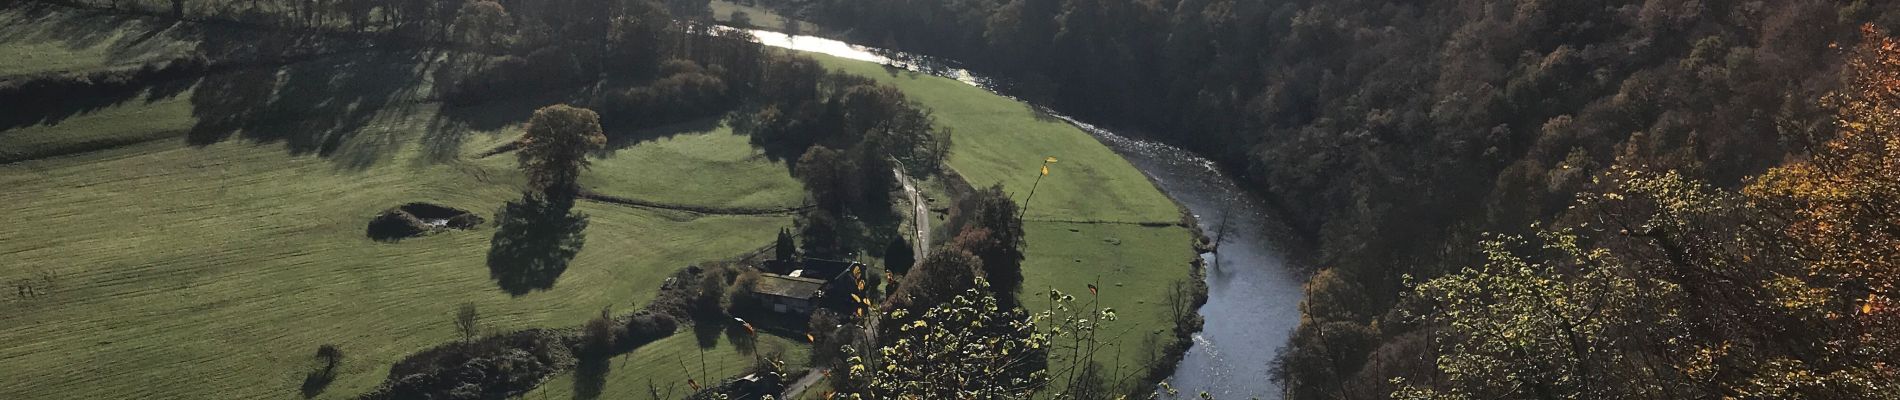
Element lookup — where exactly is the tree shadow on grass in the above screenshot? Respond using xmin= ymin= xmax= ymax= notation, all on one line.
xmin=299 ymin=367 xmax=335 ymax=398
xmin=486 ymin=192 xmax=588 ymax=296
xmin=692 ymin=317 xmax=725 ymax=349
xmin=184 ymin=45 xmax=429 ymax=162
xmin=726 ymin=110 xmax=816 ymax=171
xmin=593 ymin=117 xmax=723 ymax=156
xmin=298 ymin=346 xmax=342 ymax=398
xmin=726 ymin=325 xmax=758 ymax=357
xmin=573 ymin=352 xmax=608 ymax=400
xmin=0 ymin=15 xmax=191 ymax=130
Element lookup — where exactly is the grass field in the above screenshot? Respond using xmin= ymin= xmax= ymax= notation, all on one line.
xmin=1 ymin=5 xmax=1197 ymax=398
xmin=0 ymin=45 xmax=799 ymax=398
xmin=0 ymin=6 xmax=202 ymax=77
xmin=525 ymin=332 xmax=811 ymax=399
xmin=805 ymin=52 xmax=1199 ymax=393
xmin=0 ymin=88 xmax=198 ymax=163
xmin=584 ymin=121 xmax=806 ymax=210
xmin=1021 ymin=223 xmax=1195 ymax=374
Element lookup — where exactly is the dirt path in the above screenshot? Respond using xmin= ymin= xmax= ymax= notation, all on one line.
xmin=893 ymin=167 xmax=929 ymax=266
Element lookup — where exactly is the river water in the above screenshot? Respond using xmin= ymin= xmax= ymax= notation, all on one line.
xmin=736 ymin=29 xmax=1305 ymax=399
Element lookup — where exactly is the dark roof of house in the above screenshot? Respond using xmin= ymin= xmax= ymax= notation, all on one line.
xmin=752 ymin=274 xmax=826 ymax=300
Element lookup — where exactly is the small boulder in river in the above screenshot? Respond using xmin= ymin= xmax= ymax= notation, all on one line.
xmin=367 ymin=203 xmax=484 ymax=242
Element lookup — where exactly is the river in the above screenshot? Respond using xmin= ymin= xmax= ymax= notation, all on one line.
xmin=734 ymin=28 xmax=1306 ymax=399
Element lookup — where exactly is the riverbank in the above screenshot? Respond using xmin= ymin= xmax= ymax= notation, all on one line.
xmin=1068 ymin=116 xmax=1304 ymax=398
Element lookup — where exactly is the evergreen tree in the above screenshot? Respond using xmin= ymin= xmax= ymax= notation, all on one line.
xmin=775 ymin=228 xmax=797 ymax=261
xmin=883 ymin=236 xmax=914 ymax=274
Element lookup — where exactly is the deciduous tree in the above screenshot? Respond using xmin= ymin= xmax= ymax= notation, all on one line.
xmin=889 ymin=247 xmax=980 ymax=309
xmin=517 ymin=105 xmax=606 ymax=198
xmin=839 ymin=279 xmax=1047 ymax=398
xmin=883 ymin=236 xmax=914 ymax=274
xmin=454 ymin=303 xmax=479 ymax=341
xmin=800 ymin=210 xmax=845 ymax=259
xmin=452 ymin=0 xmax=509 ymax=49
xmin=953 ymin=184 xmax=1026 ymax=300
xmin=796 ymin=145 xmax=855 ymax=215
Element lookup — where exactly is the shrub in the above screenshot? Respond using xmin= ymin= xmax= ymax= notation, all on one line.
xmin=691 ymin=266 xmax=734 ymax=320
xmin=582 ymin=308 xmax=622 ymax=355
xmin=624 ymin=311 xmax=678 ymax=345
xmin=362 ymin=329 xmax=574 ymax=400
xmin=726 ymin=268 xmax=764 ymax=316
xmin=455 ymin=303 xmax=480 ymax=341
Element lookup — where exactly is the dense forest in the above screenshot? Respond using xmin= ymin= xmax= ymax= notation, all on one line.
xmin=746 ymin=0 xmax=1900 ymax=397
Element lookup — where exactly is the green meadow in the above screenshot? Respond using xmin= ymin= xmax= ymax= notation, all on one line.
xmin=0 ymin=45 xmax=799 ymax=398
xmin=583 ymin=121 xmax=806 ymax=210
xmin=0 ymin=6 xmax=202 ymax=76
xmin=0 ymin=5 xmax=1196 ymax=398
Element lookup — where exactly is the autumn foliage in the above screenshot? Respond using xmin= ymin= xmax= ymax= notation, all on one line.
xmin=1748 ymin=25 xmax=1900 ymax=302
xmin=1398 ymin=26 xmax=1900 ymax=400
